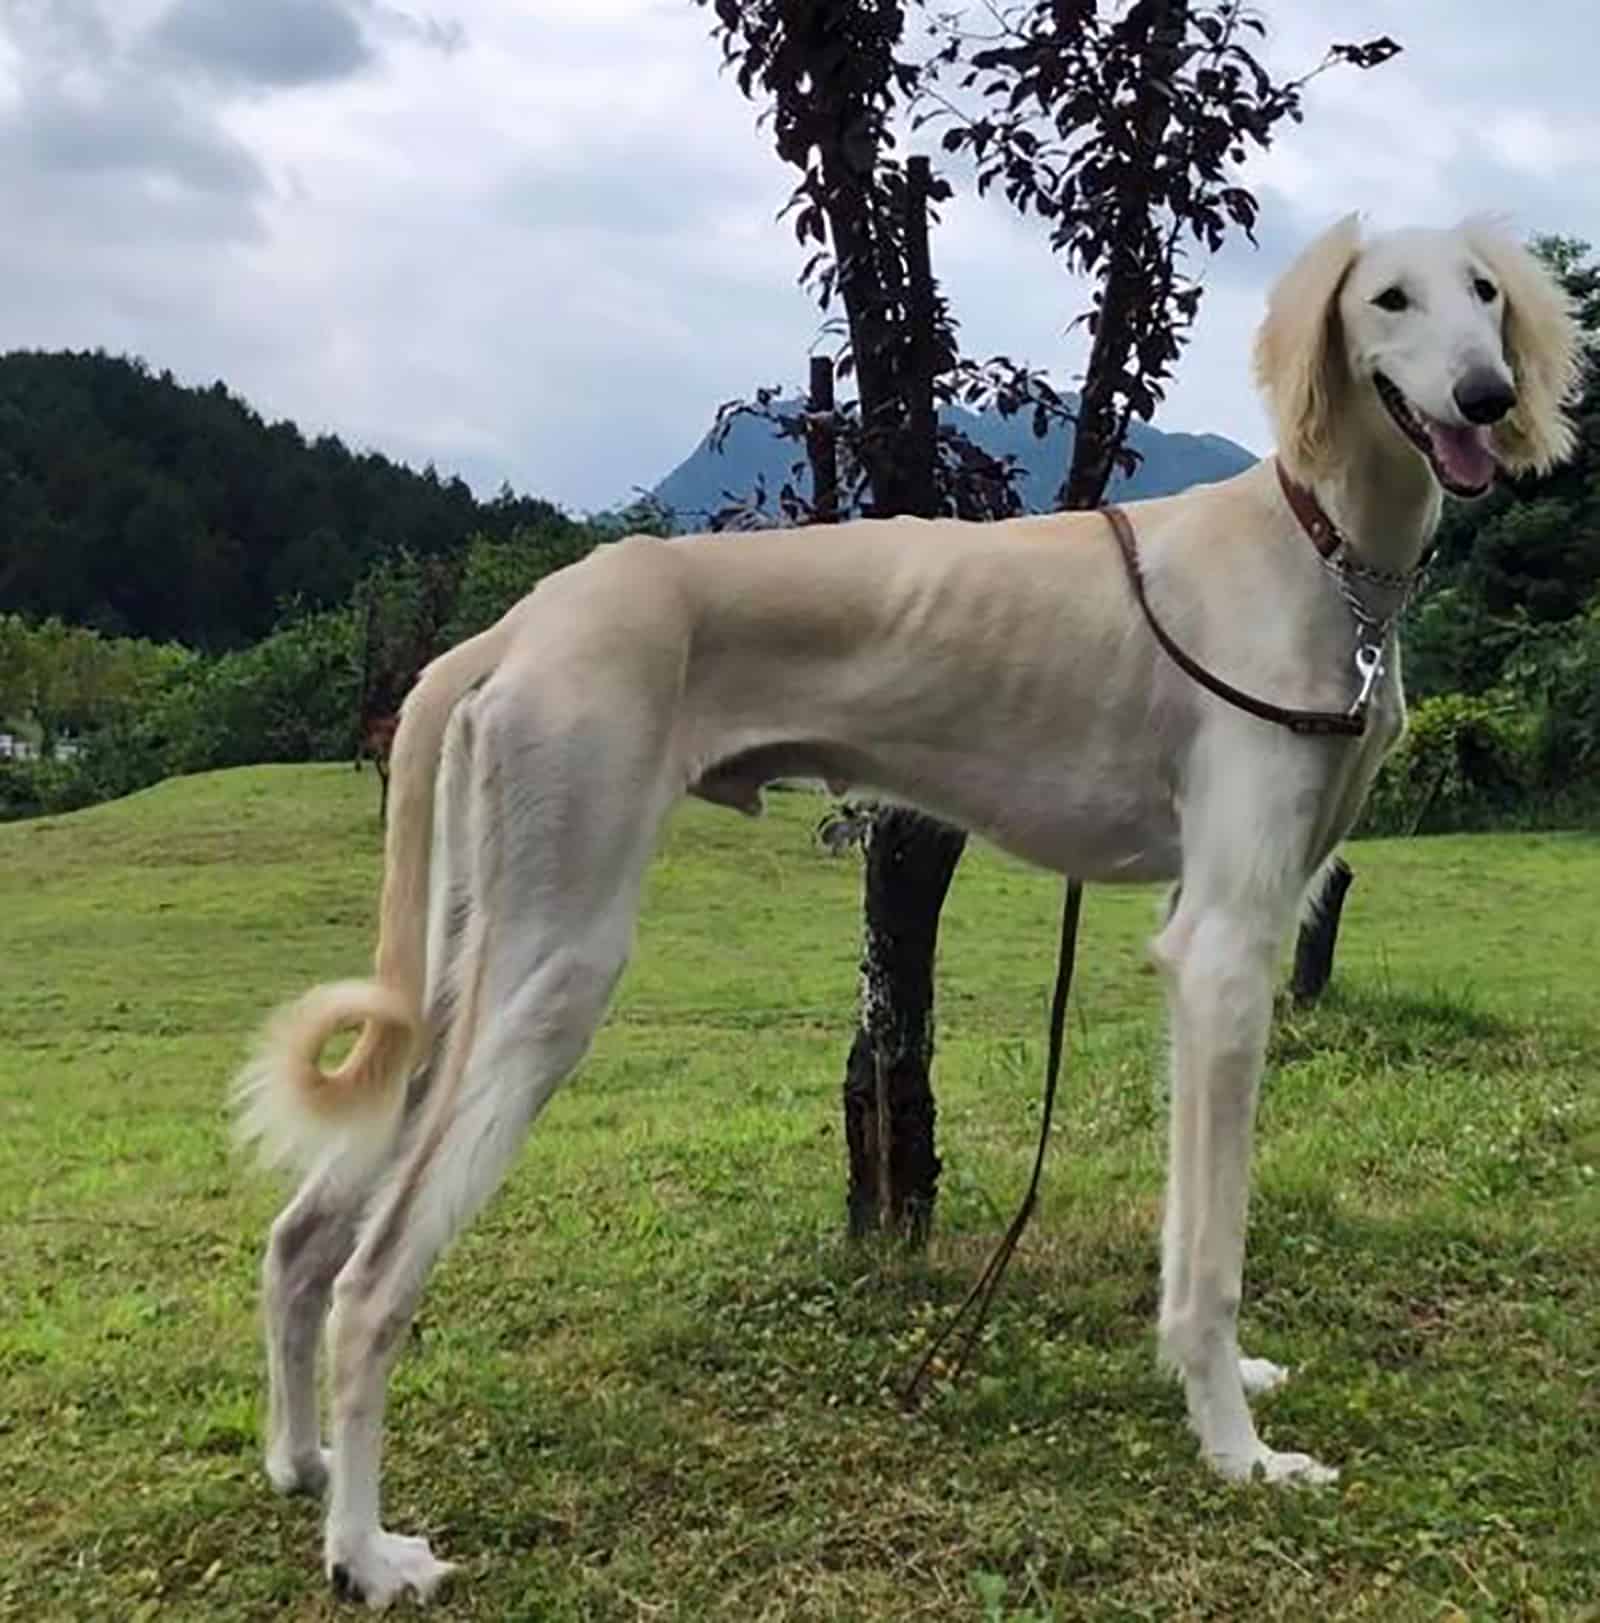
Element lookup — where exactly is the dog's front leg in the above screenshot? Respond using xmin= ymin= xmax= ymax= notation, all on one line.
xmin=1153 ymin=896 xmax=1335 ymax=1484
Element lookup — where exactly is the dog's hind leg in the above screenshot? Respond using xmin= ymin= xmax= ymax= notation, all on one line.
xmin=260 ymin=1033 xmax=461 ymax=1500
xmin=262 ymin=1161 xmax=371 ymax=1497
xmin=1153 ymin=816 xmax=1334 ymax=1485
xmin=259 ymin=703 xmax=476 ymax=1500
xmin=319 ymin=685 xmax=670 ymax=1608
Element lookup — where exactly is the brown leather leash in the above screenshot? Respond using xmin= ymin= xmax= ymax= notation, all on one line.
xmin=900 ymin=466 xmax=1414 ymax=1410
xmin=900 ymin=877 xmax=1083 ymax=1407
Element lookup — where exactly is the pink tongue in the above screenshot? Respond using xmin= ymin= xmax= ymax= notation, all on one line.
xmin=1425 ymin=421 xmax=1496 ymax=490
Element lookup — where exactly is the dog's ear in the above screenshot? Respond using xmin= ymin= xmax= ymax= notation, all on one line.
xmin=1460 ymin=218 xmax=1583 ymax=476
xmin=1253 ymin=213 xmax=1363 ymax=486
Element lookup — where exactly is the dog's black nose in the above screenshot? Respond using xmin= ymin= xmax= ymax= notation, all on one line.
xmin=1453 ymin=371 xmax=1517 ymax=426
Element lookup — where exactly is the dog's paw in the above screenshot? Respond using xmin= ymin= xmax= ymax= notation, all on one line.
xmin=1208 ymin=1445 xmax=1338 ymax=1487
xmin=1255 ymin=1449 xmax=1338 ymax=1486
xmin=326 ymin=1530 xmax=455 ymax=1610
xmin=1237 ymin=1356 xmax=1290 ymax=1397
xmin=265 ymin=1445 xmax=331 ymax=1498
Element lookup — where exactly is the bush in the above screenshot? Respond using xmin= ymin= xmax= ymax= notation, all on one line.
xmin=0 ymin=607 xmax=361 ymax=821
xmin=1362 ymin=692 xmax=1536 ymax=836
xmin=441 ymin=526 xmax=600 ymax=645
xmin=151 ymin=607 xmax=360 ymax=773
xmin=0 ymin=754 xmax=111 ymax=820
xmin=1501 ymin=602 xmax=1600 ymax=790
xmin=0 ymin=759 xmax=46 ymax=820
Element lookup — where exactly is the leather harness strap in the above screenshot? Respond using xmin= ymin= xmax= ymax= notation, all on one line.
xmin=1101 ymin=502 xmax=1370 ymax=739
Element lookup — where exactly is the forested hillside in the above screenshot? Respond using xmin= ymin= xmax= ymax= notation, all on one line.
xmin=0 ymin=351 xmax=575 ymax=648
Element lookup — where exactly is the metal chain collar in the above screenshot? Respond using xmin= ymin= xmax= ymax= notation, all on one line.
xmin=1317 ymin=542 xmax=1432 ymax=716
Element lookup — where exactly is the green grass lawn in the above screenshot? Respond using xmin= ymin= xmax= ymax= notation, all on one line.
xmin=2 ymin=765 xmax=1598 ymax=1621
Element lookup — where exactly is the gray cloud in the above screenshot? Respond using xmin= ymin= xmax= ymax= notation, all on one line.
xmin=18 ymin=77 xmax=267 ymax=197
xmin=149 ymin=0 xmax=373 ymax=88
xmin=0 ymin=0 xmax=268 ymax=219
xmin=359 ymin=1 xmax=466 ymax=56
xmin=141 ymin=0 xmax=466 ymax=92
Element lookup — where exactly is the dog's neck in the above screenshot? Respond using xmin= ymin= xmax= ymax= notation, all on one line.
xmin=1302 ymin=433 xmax=1443 ymax=577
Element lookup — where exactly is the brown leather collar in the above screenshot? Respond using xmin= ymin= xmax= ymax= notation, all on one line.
xmin=1275 ymin=457 xmax=1342 ymax=559
xmin=1101 ymin=504 xmax=1369 ymax=738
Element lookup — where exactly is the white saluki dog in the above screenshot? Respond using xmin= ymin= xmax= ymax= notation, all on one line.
xmin=236 ymin=216 xmax=1579 ymax=1607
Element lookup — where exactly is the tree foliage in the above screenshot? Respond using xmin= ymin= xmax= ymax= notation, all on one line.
xmin=695 ymin=0 xmax=1397 ymax=518
xmin=0 ymin=350 xmax=576 ymax=649
xmin=0 ymin=516 xmax=609 ymax=821
xmin=0 ymin=615 xmax=188 ymax=750
xmin=697 ymin=0 xmax=1060 ymax=525
xmin=921 ymin=1 xmax=1398 ymax=503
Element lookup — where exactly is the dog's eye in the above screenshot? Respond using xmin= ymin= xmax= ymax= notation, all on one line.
xmin=1372 ymin=286 xmax=1409 ymax=313
xmin=1473 ymin=276 xmax=1499 ymax=303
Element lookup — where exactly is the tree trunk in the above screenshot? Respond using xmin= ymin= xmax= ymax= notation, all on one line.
xmin=838 ymin=152 xmax=965 ymax=1244
xmin=1061 ymin=0 xmax=1190 ymax=510
xmin=842 ymin=808 xmax=967 ymax=1242
xmin=805 ymin=355 xmax=839 ymax=524
xmin=1290 ymin=858 xmax=1355 ymax=1005
xmin=900 ymin=157 xmax=938 ymax=514
xmin=847 ymin=3 xmax=1193 ymax=1246
xmin=814 ymin=140 xmax=909 ymax=516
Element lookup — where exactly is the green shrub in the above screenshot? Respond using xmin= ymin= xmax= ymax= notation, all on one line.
xmin=1362 ymin=692 xmax=1535 ymax=836
xmin=151 ymin=607 xmax=359 ymax=773
xmin=441 ymin=526 xmax=600 ymax=645
xmin=0 ymin=754 xmax=106 ymax=820
xmin=0 ymin=607 xmax=361 ymax=821
xmin=1500 ymin=601 xmax=1600 ymax=790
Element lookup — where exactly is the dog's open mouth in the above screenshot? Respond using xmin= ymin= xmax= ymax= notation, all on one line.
xmin=1374 ymin=373 xmax=1497 ymax=498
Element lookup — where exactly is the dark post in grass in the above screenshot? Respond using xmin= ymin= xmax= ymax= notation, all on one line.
xmin=1290 ymin=857 xmax=1355 ymax=1005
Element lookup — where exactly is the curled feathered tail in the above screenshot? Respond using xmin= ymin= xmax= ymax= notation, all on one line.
xmin=232 ymin=610 xmax=520 ymax=1176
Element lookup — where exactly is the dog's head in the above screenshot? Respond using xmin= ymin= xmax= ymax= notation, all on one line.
xmin=1255 ymin=215 xmax=1582 ymax=496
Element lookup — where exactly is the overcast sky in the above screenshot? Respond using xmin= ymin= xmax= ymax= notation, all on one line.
xmin=2 ymin=1 xmax=1595 ymax=513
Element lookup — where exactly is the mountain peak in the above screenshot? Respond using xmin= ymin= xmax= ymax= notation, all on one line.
xmin=650 ymin=399 xmax=1257 ymax=528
